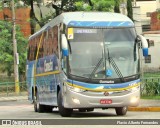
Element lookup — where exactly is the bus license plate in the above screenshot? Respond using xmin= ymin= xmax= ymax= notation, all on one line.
xmin=100 ymin=99 xmax=112 ymax=104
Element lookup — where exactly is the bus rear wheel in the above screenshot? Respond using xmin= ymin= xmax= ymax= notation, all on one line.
xmin=115 ymin=106 xmax=128 ymax=116
xmin=34 ymin=91 xmax=45 ymax=113
xmin=58 ymin=91 xmax=73 ymax=117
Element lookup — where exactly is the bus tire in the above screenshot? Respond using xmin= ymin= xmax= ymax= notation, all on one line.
xmin=115 ymin=106 xmax=128 ymax=116
xmin=34 ymin=91 xmax=45 ymax=113
xmin=58 ymin=91 xmax=73 ymax=117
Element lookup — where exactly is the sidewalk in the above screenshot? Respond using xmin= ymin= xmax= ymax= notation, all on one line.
xmin=0 ymin=95 xmax=160 ymax=111
xmin=128 ymin=99 xmax=160 ymax=112
xmin=0 ymin=95 xmax=27 ymax=102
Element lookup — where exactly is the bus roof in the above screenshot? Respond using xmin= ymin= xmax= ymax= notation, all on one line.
xmin=29 ymin=12 xmax=134 ymax=40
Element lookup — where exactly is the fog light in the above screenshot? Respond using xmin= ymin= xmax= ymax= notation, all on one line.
xmin=72 ymin=98 xmax=80 ymax=104
xmin=130 ymin=96 xmax=138 ymax=104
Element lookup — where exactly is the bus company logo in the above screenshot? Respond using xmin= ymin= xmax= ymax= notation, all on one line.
xmin=104 ymin=91 xmax=109 ymax=96
xmin=1 ymin=120 xmax=42 ymax=125
xmin=44 ymin=60 xmax=53 ymax=72
xmin=99 ymin=80 xmax=114 ymax=84
xmin=2 ymin=120 xmax=11 ymax=125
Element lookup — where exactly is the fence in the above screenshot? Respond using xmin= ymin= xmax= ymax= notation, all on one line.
xmin=141 ymin=77 xmax=160 ymax=97
xmin=0 ymin=79 xmax=160 ymax=97
xmin=0 ymin=81 xmax=27 ymax=96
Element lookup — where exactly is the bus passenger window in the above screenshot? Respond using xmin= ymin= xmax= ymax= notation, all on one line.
xmin=53 ymin=26 xmax=58 ymax=57
xmin=34 ymin=45 xmax=37 ymax=60
xmin=38 ymin=46 xmax=44 ymax=59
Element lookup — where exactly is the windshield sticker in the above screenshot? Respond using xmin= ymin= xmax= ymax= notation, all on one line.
xmin=75 ymin=29 xmax=97 ymax=34
xmin=106 ymin=69 xmax=112 ymax=77
xmin=68 ymin=28 xmax=74 ymax=39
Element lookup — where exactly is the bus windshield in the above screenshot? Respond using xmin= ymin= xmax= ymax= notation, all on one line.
xmin=68 ymin=27 xmax=139 ymax=79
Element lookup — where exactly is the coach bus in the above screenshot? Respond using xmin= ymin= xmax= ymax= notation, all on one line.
xmin=26 ymin=12 xmax=149 ymax=117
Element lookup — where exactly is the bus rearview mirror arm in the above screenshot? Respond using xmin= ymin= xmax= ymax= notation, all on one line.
xmin=61 ymin=34 xmax=69 ymax=56
xmin=137 ymin=35 xmax=148 ymax=57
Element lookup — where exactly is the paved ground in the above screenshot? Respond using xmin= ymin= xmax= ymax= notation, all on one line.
xmin=128 ymin=99 xmax=160 ymax=112
xmin=0 ymin=95 xmax=160 ymax=112
xmin=0 ymin=95 xmax=27 ymax=102
xmin=139 ymin=99 xmax=160 ymax=107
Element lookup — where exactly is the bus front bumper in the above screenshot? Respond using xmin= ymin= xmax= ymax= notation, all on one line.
xmin=62 ymin=86 xmax=140 ymax=109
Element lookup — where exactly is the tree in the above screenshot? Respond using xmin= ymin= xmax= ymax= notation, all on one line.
xmin=19 ymin=0 xmax=55 ymax=34
xmin=93 ymin=0 xmax=114 ymax=11
xmin=51 ymin=0 xmax=114 ymax=15
xmin=127 ymin=0 xmax=133 ymax=21
xmin=51 ymin=0 xmax=75 ymax=15
xmin=19 ymin=0 xmax=115 ymax=33
xmin=0 ymin=20 xmax=27 ymax=80
xmin=74 ymin=0 xmax=114 ymax=12
xmin=114 ymin=0 xmax=120 ymax=13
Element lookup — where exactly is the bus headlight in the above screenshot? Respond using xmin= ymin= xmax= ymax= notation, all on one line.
xmin=72 ymin=98 xmax=80 ymax=104
xmin=130 ymin=96 xmax=139 ymax=104
xmin=68 ymin=86 xmax=85 ymax=92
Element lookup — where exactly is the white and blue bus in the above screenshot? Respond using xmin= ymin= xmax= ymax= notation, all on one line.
xmin=26 ymin=12 xmax=149 ymax=117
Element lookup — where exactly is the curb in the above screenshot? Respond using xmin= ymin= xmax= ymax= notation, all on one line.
xmin=128 ymin=107 xmax=160 ymax=112
xmin=0 ymin=96 xmax=27 ymax=102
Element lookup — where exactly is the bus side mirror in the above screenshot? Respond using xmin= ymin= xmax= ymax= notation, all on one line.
xmin=61 ymin=34 xmax=69 ymax=56
xmin=146 ymin=39 xmax=154 ymax=47
xmin=137 ymin=35 xmax=148 ymax=57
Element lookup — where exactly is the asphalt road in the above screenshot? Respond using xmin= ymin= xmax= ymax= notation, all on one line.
xmin=0 ymin=100 xmax=160 ymax=128
xmin=0 ymin=100 xmax=160 ymax=120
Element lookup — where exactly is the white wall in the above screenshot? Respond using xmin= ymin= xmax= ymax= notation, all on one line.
xmin=136 ymin=1 xmax=157 ymax=25
xmin=156 ymin=0 xmax=160 ymax=9
xmin=143 ymin=34 xmax=160 ymax=70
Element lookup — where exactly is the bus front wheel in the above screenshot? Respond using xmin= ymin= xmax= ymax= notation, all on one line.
xmin=58 ymin=91 xmax=73 ymax=117
xmin=115 ymin=106 xmax=128 ymax=116
xmin=34 ymin=91 xmax=45 ymax=113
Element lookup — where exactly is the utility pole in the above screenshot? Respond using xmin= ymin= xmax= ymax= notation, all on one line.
xmin=120 ymin=0 xmax=126 ymax=15
xmin=11 ymin=0 xmax=19 ymax=94
xmin=134 ymin=0 xmax=137 ymax=7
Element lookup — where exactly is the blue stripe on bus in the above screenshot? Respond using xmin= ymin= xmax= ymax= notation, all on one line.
xmin=68 ymin=21 xmax=134 ymax=27
xmin=67 ymin=79 xmax=140 ymax=89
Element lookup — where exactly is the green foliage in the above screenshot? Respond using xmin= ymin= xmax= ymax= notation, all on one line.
xmin=127 ymin=0 xmax=133 ymax=21
xmin=39 ymin=12 xmax=56 ymax=27
xmin=114 ymin=0 xmax=120 ymax=13
xmin=141 ymin=95 xmax=160 ymax=100
xmin=0 ymin=20 xmax=27 ymax=78
xmin=75 ymin=1 xmax=92 ymax=11
xmin=142 ymin=81 xmax=160 ymax=96
xmin=75 ymin=0 xmax=114 ymax=12
xmin=93 ymin=0 xmax=114 ymax=12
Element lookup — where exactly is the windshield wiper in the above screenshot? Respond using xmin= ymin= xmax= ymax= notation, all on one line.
xmin=106 ymin=47 xmax=125 ymax=81
xmin=109 ymin=57 xmax=125 ymax=81
xmin=89 ymin=58 xmax=103 ymax=79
